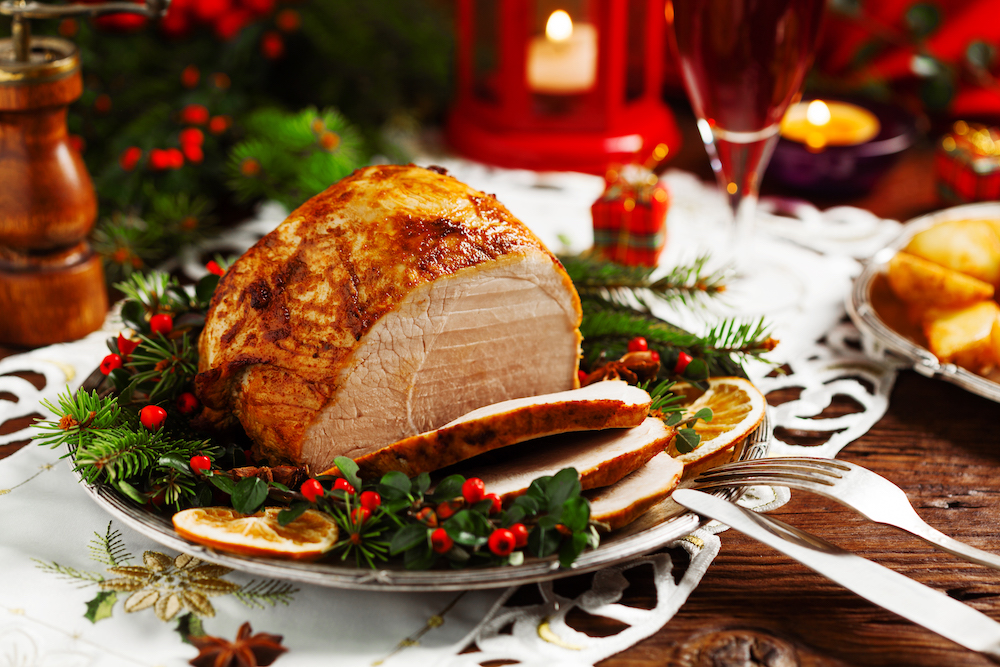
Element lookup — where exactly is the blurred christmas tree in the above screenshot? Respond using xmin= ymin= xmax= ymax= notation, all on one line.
xmin=2 ymin=0 xmax=454 ymax=281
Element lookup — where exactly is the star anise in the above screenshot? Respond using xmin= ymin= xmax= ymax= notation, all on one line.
xmin=189 ymin=622 xmax=287 ymax=667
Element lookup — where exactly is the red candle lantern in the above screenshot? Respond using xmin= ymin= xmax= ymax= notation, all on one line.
xmin=447 ymin=0 xmax=681 ymax=174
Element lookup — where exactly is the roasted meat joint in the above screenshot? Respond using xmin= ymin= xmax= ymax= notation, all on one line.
xmin=195 ymin=164 xmax=584 ymax=472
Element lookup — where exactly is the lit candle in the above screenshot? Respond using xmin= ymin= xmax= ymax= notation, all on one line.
xmin=780 ymin=100 xmax=881 ymax=151
xmin=526 ymin=10 xmax=598 ymax=94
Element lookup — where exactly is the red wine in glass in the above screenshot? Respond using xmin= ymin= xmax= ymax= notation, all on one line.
xmin=669 ymin=0 xmax=826 ymax=250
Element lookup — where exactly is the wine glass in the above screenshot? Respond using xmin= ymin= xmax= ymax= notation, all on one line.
xmin=667 ymin=0 xmax=827 ymax=257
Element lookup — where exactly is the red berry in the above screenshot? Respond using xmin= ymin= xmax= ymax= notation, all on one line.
xmin=462 ymin=478 xmax=486 ymax=505
xmin=509 ymin=523 xmax=530 ymax=548
xmin=150 ymin=313 xmax=173 ymax=335
xmin=260 ymin=31 xmax=284 ymax=59
xmin=241 ymin=0 xmax=274 ymax=17
xmin=165 ymin=147 xmax=184 ymax=169
xmin=180 ymin=64 xmax=200 ymax=88
xmin=192 ymin=0 xmax=229 ymax=23
xmin=190 ymin=455 xmax=211 ymax=473
xmin=180 ymin=127 xmax=204 ymax=147
xmin=208 ymin=115 xmax=231 ymax=134
xmin=484 ymin=493 xmax=501 ymax=514
xmin=119 ymin=146 xmax=142 ymax=171
xmin=206 ymin=260 xmax=225 ymax=276
xmin=67 ymin=134 xmax=85 ymax=154
xmin=300 ymin=478 xmax=324 ymax=502
xmin=359 ymin=490 xmax=381 ymax=511
xmin=214 ymin=9 xmax=251 ymax=40
xmin=100 ymin=353 xmax=122 ymax=375
xmin=628 ymin=337 xmax=648 ymax=353
xmin=148 ymin=148 xmax=172 ymax=170
xmin=182 ymin=144 xmax=204 ymax=164
xmin=431 ymin=527 xmax=453 ymax=553
xmin=275 ymin=8 xmax=300 ymax=32
xmin=176 ymin=392 xmax=200 ymax=414
xmin=577 ymin=370 xmax=588 ymax=385
xmin=140 ymin=405 xmax=168 ymax=430
xmin=333 ymin=478 xmax=356 ymax=495
xmin=352 ymin=507 xmax=370 ymax=524
xmin=436 ymin=500 xmax=460 ymax=520
xmin=415 ymin=507 xmax=438 ymax=527
xmin=180 ymin=104 xmax=210 ymax=125
xmin=488 ymin=528 xmax=516 ymax=557
xmin=160 ymin=9 xmax=192 ymax=38
xmin=650 ymin=350 xmax=660 ymax=363
xmin=674 ymin=351 xmax=693 ymax=375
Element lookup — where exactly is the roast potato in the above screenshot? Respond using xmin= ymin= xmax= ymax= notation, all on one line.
xmin=923 ymin=301 xmax=1000 ymax=373
xmin=904 ymin=219 xmax=1000 ymax=286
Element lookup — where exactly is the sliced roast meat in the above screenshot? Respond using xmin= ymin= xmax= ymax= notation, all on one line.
xmin=348 ymin=381 xmax=652 ymax=478
xmin=586 ymin=452 xmax=683 ymax=531
xmin=463 ymin=417 xmax=675 ymax=502
xmin=195 ymin=164 xmax=583 ymax=472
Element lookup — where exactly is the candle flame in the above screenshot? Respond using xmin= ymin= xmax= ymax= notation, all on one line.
xmin=546 ymin=10 xmax=574 ymax=42
xmin=806 ymin=100 xmax=831 ymax=126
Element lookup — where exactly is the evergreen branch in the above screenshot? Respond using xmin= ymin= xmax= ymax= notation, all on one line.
xmin=234 ymin=579 xmax=299 ymax=609
xmin=560 ymin=253 xmax=727 ymax=311
xmin=34 ymin=390 xmax=125 ymax=452
xmin=88 ymin=522 xmax=132 ymax=567
xmin=127 ymin=333 xmax=199 ymax=401
xmin=33 ymin=559 xmax=104 ymax=587
xmin=114 ymin=271 xmax=177 ymax=312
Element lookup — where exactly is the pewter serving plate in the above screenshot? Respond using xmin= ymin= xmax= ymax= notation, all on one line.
xmin=848 ymin=201 xmax=1000 ymax=403
xmin=79 ymin=413 xmax=772 ymax=592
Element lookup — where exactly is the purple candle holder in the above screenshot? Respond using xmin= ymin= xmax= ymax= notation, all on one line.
xmin=767 ymin=98 xmax=917 ymax=197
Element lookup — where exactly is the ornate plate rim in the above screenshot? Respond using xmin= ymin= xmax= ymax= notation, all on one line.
xmin=78 ymin=412 xmax=773 ymax=592
xmin=847 ymin=201 xmax=1000 ymax=403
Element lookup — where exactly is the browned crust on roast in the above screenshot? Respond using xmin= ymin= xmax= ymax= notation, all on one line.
xmin=573 ymin=430 xmax=675 ymax=498
xmin=347 ymin=397 xmax=650 ymax=479
xmin=587 ymin=458 xmax=683 ymax=531
xmin=194 ymin=164 xmax=582 ymax=462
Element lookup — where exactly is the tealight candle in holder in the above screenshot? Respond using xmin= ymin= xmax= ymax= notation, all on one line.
xmin=768 ymin=98 xmax=916 ymax=196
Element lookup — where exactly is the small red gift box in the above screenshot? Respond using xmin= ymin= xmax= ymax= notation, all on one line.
xmin=591 ymin=165 xmax=670 ymax=267
xmin=935 ymin=121 xmax=1000 ymax=203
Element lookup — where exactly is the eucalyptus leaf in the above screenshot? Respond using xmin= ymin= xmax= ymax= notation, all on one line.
xmin=559 ymin=531 xmax=590 ymax=569
xmin=560 ymin=496 xmax=590 ymax=533
xmin=231 ymin=476 xmax=268 ymax=514
xmin=528 ymin=525 xmax=560 ymax=558
xmin=546 ymin=468 xmax=580 ymax=513
xmin=277 ymin=502 xmax=310 ymax=526
xmin=431 ymin=474 xmax=465 ymax=502
xmin=380 ymin=470 xmax=411 ymax=494
xmin=413 ymin=472 xmax=431 ymax=494
xmin=158 ymin=455 xmax=192 ymax=475
xmin=512 ymin=494 xmax=540 ymax=515
xmin=692 ymin=407 xmax=714 ymax=423
xmin=208 ymin=474 xmax=236 ymax=495
xmin=675 ymin=428 xmax=701 ymax=454
xmin=443 ymin=510 xmax=491 ymax=547
xmin=404 ymin=542 xmax=436 ymax=570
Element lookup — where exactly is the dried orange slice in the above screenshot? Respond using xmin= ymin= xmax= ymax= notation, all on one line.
xmin=666 ymin=377 xmax=766 ymax=472
xmin=172 ymin=507 xmax=339 ymax=561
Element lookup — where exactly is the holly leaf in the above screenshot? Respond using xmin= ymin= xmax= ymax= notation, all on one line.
xmin=231 ymin=477 xmax=268 ymax=515
xmin=84 ymin=591 xmax=117 ymax=623
xmin=675 ymin=428 xmax=701 ymax=454
xmin=390 ymin=523 xmax=429 ymax=555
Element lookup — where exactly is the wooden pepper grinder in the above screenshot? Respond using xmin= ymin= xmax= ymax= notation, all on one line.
xmin=0 ymin=0 xmax=167 ymax=347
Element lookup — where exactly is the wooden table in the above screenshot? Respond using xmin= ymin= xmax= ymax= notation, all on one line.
xmin=3 ymin=105 xmax=998 ymax=667
xmin=591 ymin=105 xmax=1000 ymax=667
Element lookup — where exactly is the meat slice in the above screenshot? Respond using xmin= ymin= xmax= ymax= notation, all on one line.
xmin=350 ymin=381 xmax=652 ymax=478
xmin=585 ymin=453 xmax=684 ymax=531
xmin=464 ymin=417 xmax=675 ymax=501
xmin=195 ymin=165 xmax=582 ymax=472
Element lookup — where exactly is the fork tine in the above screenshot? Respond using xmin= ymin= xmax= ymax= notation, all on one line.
xmin=692 ymin=470 xmax=839 ymax=488
xmin=695 ymin=457 xmax=850 ymax=483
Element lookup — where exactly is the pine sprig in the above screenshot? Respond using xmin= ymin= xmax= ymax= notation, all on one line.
xmin=88 ymin=523 xmax=131 ymax=568
xmin=32 ymin=559 xmax=104 ymax=586
xmin=560 ymin=253 xmax=727 ymax=311
xmin=34 ymin=390 xmax=124 ymax=452
xmin=234 ymin=580 xmax=299 ymax=610
xmin=126 ymin=333 xmax=199 ymax=402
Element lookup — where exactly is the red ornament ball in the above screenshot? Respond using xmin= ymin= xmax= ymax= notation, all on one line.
xmin=140 ymin=405 xmax=168 ymax=430
xmin=509 ymin=523 xmax=530 ymax=548
xmin=488 ymin=528 xmax=516 ymax=557
xmin=100 ymin=353 xmax=122 ymax=375
xmin=176 ymin=392 xmax=200 ymax=415
xmin=431 ymin=527 xmax=453 ymax=553
xmin=189 ymin=455 xmax=211 ymax=473
xmin=359 ymin=490 xmax=382 ymax=511
xmin=150 ymin=313 xmax=173 ymax=335
xmin=627 ymin=336 xmax=648 ymax=353
xmin=674 ymin=351 xmax=693 ymax=375
xmin=300 ymin=479 xmax=324 ymax=502
xmin=333 ymin=478 xmax=356 ymax=495
xmin=461 ymin=477 xmax=486 ymax=505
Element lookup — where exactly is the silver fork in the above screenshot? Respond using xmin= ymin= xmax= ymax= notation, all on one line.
xmin=692 ymin=456 xmax=1000 ymax=571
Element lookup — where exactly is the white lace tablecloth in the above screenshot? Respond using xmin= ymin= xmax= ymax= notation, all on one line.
xmin=0 ymin=163 xmax=905 ymax=666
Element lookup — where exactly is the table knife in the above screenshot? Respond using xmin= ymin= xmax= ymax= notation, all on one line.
xmin=672 ymin=488 xmax=1000 ymax=660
